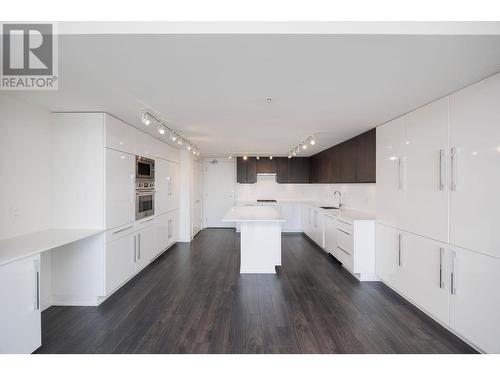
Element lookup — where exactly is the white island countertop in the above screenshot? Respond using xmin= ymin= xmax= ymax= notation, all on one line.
xmin=0 ymin=228 xmax=103 ymax=267
xmin=223 ymin=205 xmax=285 ymax=222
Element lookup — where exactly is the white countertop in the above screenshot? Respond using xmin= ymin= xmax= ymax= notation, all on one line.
xmin=235 ymin=200 xmax=375 ymax=221
xmin=0 ymin=228 xmax=103 ymax=267
xmin=223 ymin=205 xmax=285 ymax=222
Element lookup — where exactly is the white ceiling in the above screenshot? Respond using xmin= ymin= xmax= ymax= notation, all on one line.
xmin=9 ymin=30 xmax=500 ymax=157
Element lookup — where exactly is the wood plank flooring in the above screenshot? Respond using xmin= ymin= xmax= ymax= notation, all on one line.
xmin=35 ymin=229 xmax=476 ymax=354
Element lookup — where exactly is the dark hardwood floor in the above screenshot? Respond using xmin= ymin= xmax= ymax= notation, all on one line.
xmin=36 ymin=229 xmax=476 ymax=354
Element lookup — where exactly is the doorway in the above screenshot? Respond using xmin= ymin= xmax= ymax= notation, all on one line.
xmin=203 ymin=159 xmax=235 ymax=227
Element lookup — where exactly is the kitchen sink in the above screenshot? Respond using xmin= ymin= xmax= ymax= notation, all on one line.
xmin=320 ymin=206 xmax=340 ymax=209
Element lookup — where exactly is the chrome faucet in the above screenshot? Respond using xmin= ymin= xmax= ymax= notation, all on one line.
xmin=333 ymin=190 xmax=343 ymax=209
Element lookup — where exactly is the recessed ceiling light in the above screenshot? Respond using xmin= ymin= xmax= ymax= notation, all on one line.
xmin=243 ymin=156 xmax=248 ymax=160
xmin=256 ymin=156 xmax=260 ymax=160
xmin=269 ymin=156 xmax=273 ymax=160
xmin=266 ymin=98 xmax=272 ymax=103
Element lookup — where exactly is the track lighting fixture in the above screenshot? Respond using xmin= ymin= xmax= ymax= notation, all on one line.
xmin=310 ymin=138 xmax=315 ymax=145
xmin=288 ymin=134 xmax=317 ymax=159
xmin=256 ymin=155 xmax=260 ymax=160
xmin=228 ymin=155 xmax=232 ymax=159
xmin=302 ymin=144 xmax=307 ymax=150
xmin=269 ymin=156 xmax=273 ymax=160
xmin=187 ymin=144 xmax=191 ymax=150
xmin=158 ymin=127 xmax=165 ymax=135
xmin=243 ymin=156 xmax=248 ymax=160
xmin=141 ymin=112 xmax=151 ymax=126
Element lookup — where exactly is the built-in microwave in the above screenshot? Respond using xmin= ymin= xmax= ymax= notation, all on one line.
xmin=136 ymin=156 xmax=155 ymax=180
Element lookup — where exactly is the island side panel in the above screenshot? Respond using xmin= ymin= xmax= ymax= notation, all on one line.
xmin=240 ymin=221 xmax=281 ymax=273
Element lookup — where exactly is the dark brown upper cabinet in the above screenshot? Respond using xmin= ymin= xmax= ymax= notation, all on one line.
xmin=236 ymin=128 xmax=375 ymax=184
xmin=236 ymin=157 xmax=257 ymax=183
xmin=256 ymin=158 xmax=276 ymax=174
xmin=309 ymin=128 xmax=375 ymax=183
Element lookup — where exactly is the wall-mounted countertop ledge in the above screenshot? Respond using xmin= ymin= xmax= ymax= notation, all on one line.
xmin=0 ymin=229 xmax=103 ymax=267
xmin=223 ymin=206 xmax=285 ymax=222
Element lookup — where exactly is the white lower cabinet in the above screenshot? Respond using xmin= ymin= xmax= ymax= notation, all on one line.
xmin=135 ymin=219 xmax=156 ymax=270
xmin=449 ymin=246 xmax=500 ymax=353
xmin=323 ymin=214 xmax=337 ymax=256
xmin=280 ymin=203 xmax=302 ymax=232
xmin=105 ymin=226 xmax=136 ymax=295
xmin=376 ymin=223 xmax=405 ymax=291
xmin=154 ymin=210 xmax=178 ymax=255
xmin=0 ymin=254 xmax=41 ymax=353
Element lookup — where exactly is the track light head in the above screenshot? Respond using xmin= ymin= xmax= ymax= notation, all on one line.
xmin=141 ymin=112 xmax=151 ymax=126
xmin=269 ymin=156 xmax=273 ymax=160
xmin=158 ymin=127 xmax=165 ymax=135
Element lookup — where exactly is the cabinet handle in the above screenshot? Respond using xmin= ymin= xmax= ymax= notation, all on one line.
xmin=138 ymin=233 xmax=141 ymax=260
xmin=337 ymin=245 xmax=350 ymax=255
xmin=34 ymin=260 xmax=40 ymax=311
xmin=439 ymin=247 xmax=444 ymax=289
xmin=337 ymin=228 xmax=351 ymax=236
xmin=134 ymin=235 xmax=137 ymax=262
xmin=112 ymin=225 xmax=134 ymax=235
xmin=439 ymin=149 xmax=445 ymax=191
xmin=398 ymin=157 xmax=403 ymax=189
xmin=398 ymin=233 xmax=402 ymax=267
xmin=450 ymin=250 xmax=456 ymax=295
xmin=450 ymin=147 xmax=457 ymax=191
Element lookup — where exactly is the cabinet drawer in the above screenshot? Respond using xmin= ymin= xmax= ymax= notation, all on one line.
xmin=337 ymin=227 xmax=353 ymax=255
xmin=105 ymin=223 xmax=136 ymax=243
xmin=337 ymin=218 xmax=352 ymax=235
xmin=336 ymin=243 xmax=353 ymax=272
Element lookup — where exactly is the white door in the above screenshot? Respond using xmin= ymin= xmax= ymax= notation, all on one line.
xmin=399 ymin=98 xmax=449 ymax=242
xmin=449 ymin=245 xmax=500 ymax=353
xmin=0 ymin=254 xmax=41 ymax=353
xmin=375 ymin=223 xmax=405 ymax=293
xmin=449 ymin=73 xmax=500 ymax=258
xmin=376 ymin=117 xmax=406 ymax=228
xmin=403 ymin=232 xmax=449 ymax=325
xmin=105 ymin=229 xmax=136 ymax=295
xmin=192 ymin=159 xmax=203 ymax=236
xmin=204 ymin=159 xmax=235 ymax=227
xmin=105 ymin=149 xmax=135 ymax=230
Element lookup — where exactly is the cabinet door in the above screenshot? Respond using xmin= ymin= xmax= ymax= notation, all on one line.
xmin=154 ymin=212 xmax=169 ymax=255
xmin=323 ymin=215 xmax=338 ymax=255
xmin=0 ymin=254 xmax=41 ymax=353
xmin=449 ymin=74 xmax=500 ymax=258
xmin=449 ymin=246 xmax=500 ymax=353
xmin=403 ymin=233 xmax=449 ymax=325
xmin=105 ymin=230 xmax=136 ymax=295
xmin=156 ymin=158 xmax=179 ymax=215
xmin=246 ymin=157 xmax=257 ymax=183
xmin=280 ymin=203 xmax=292 ymax=231
xmin=276 ymin=157 xmax=290 ymax=183
xmin=355 ymin=129 xmax=376 ymax=183
xmin=290 ymin=157 xmax=310 ymax=183
xmin=400 ymin=98 xmax=449 ymax=243
xmin=376 ymin=118 xmax=405 ymax=228
xmin=136 ymin=222 xmax=156 ymax=269
xmin=375 ymin=223 xmax=405 ymax=292
xmin=256 ymin=158 xmax=276 ymax=173
xmin=338 ymin=140 xmax=357 ymax=183
xmin=105 ymin=114 xmax=135 ymax=155
xmin=236 ymin=157 xmax=247 ymax=183
xmin=105 ymin=149 xmax=135 ymax=230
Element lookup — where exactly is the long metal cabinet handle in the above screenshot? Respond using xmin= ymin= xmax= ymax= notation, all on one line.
xmin=138 ymin=233 xmax=141 ymax=260
xmin=450 ymin=147 xmax=457 ymax=191
xmin=398 ymin=157 xmax=402 ymax=189
xmin=439 ymin=247 xmax=444 ymax=288
xmin=134 ymin=235 xmax=137 ymax=262
xmin=398 ymin=233 xmax=402 ymax=267
xmin=450 ymin=251 xmax=456 ymax=295
xmin=112 ymin=225 xmax=134 ymax=235
xmin=34 ymin=260 xmax=40 ymax=311
xmin=439 ymin=149 xmax=445 ymax=191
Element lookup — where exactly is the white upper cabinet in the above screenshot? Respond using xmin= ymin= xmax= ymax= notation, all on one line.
xmin=376 ymin=117 xmax=406 ymax=229
xmin=105 ymin=149 xmax=135 ymax=230
xmin=155 ymin=158 xmax=179 ymax=215
xmin=449 ymin=245 xmax=500 ymax=353
xmin=449 ymin=74 xmax=500 ymax=258
xmin=377 ymin=98 xmax=449 ymax=242
xmin=399 ymin=98 xmax=449 ymax=242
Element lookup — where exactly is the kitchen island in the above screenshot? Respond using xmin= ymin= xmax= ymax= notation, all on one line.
xmin=223 ymin=205 xmax=285 ymax=274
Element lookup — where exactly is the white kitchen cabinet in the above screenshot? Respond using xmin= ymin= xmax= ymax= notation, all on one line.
xmin=135 ymin=219 xmax=156 ymax=270
xmin=312 ymin=208 xmax=324 ymax=248
xmin=449 ymin=245 xmax=500 ymax=353
xmin=376 ymin=116 xmax=406 ymax=229
xmin=154 ymin=210 xmax=178 ymax=256
xmin=0 ymin=254 xmax=41 ymax=353
xmin=156 ymin=158 xmax=179 ymax=215
xmin=402 ymin=233 xmax=449 ymax=325
xmin=376 ymin=223 xmax=405 ymax=293
xmin=105 ymin=114 xmax=138 ymax=156
xmin=280 ymin=203 xmax=302 ymax=232
xmin=399 ymin=98 xmax=449 ymax=243
xmin=302 ymin=205 xmax=313 ymax=239
xmin=323 ymin=214 xmax=337 ymax=256
xmin=377 ymin=98 xmax=449 ymax=242
xmin=105 ymin=149 xmax=135 ymax=230
xmin=449 ymin=73 xmax=500 ymax=258
xmin=105 ymin=226 xmax=136 ymax=295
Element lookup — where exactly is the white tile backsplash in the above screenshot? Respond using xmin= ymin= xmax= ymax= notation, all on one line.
xmin=236 ymin=175 xmax=376 ymax=214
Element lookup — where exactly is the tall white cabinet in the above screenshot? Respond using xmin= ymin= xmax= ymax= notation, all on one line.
xmin=376 ymin=72 xmax=500 ymax=353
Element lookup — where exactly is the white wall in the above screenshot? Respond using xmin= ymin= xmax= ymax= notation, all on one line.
xmin=0 ymin=94 xmax=52 ymax=240
xmin=236 ymin=175 xmax=376 ymax=214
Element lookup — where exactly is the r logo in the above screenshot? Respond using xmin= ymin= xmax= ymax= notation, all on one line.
xmin=2 ymin=23 xmax=53 ymax=76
